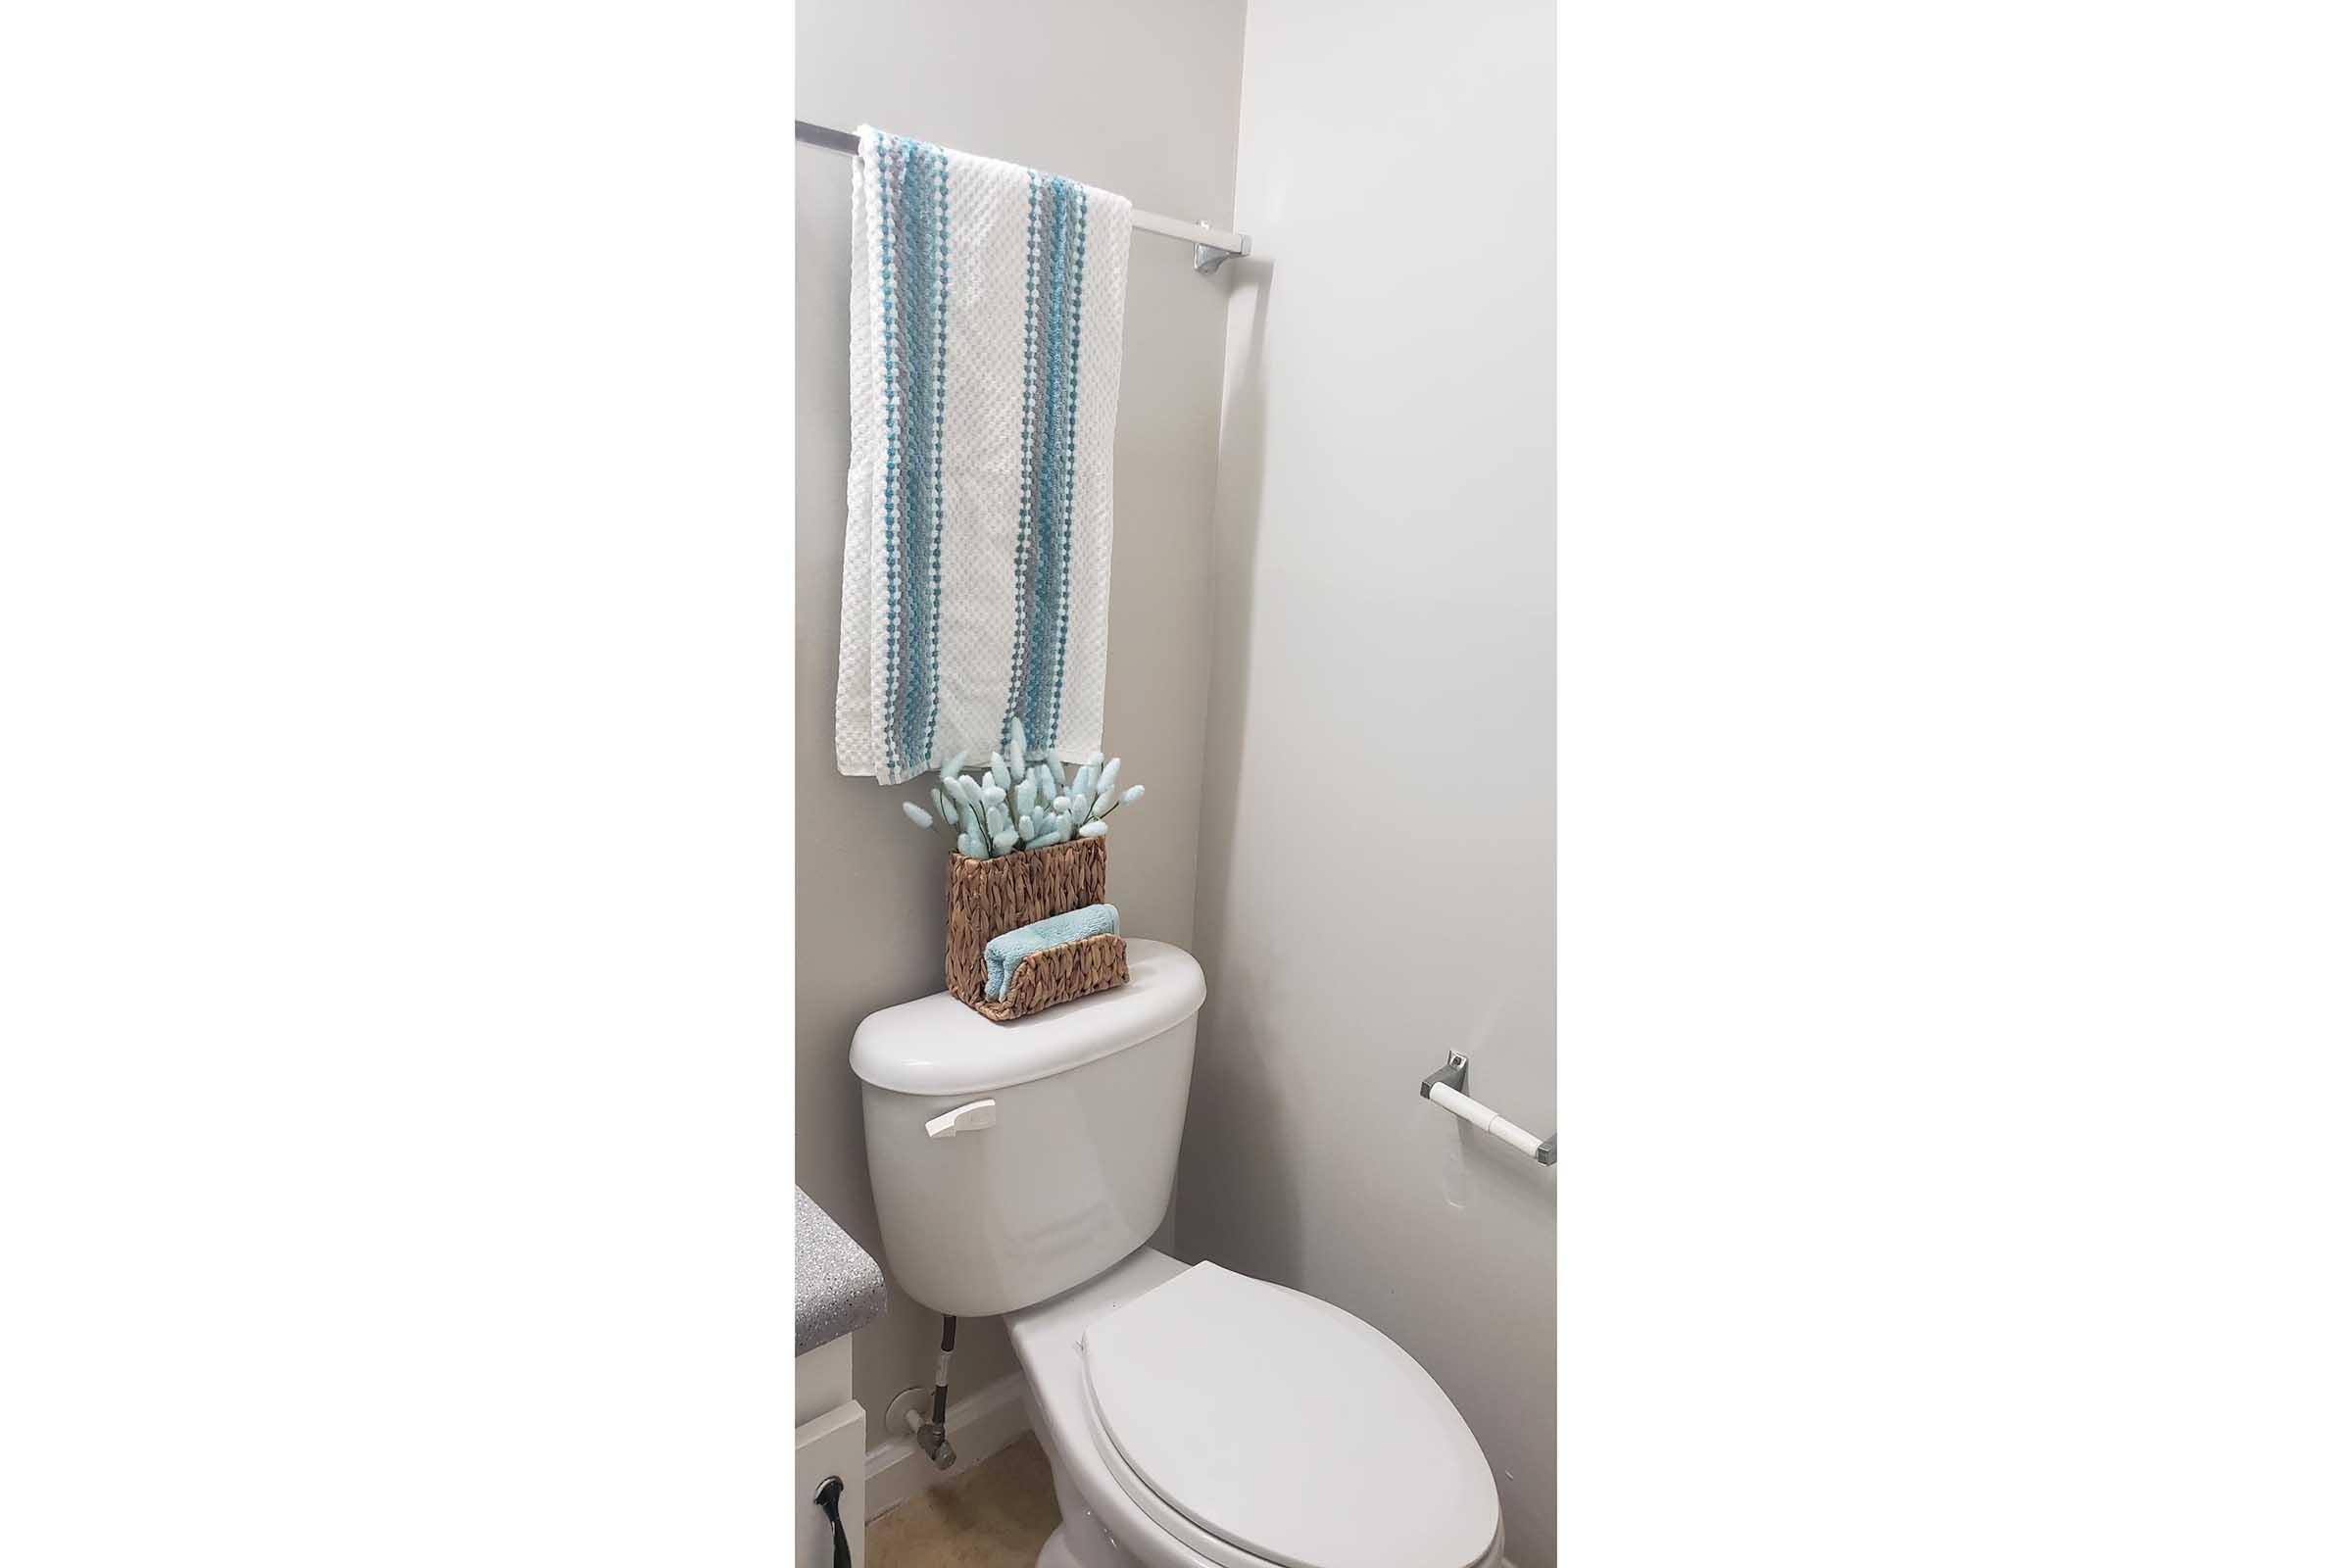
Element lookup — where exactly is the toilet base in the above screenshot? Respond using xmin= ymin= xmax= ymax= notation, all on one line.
xmin=1029 ymin=1403 xmax=1148 ymax=1567
xmin=1035 ymin=1524 xmax=1092 ymax=1568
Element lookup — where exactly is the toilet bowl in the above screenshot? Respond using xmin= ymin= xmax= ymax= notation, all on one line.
xmin=852 ymin=940 xmax=1502 ymax=1568
xmin=1007 ymin=1247 xmax=1501 ymax=1568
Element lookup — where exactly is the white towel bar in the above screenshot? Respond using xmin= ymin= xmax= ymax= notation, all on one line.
xmin=794 ymin=119 xmax=1253 ymax=273
xmin=1420 ymin=1053 xmax=1555 ymax=1166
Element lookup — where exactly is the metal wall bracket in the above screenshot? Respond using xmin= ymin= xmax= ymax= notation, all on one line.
xmin=1190 ymin=220 xmax=1251 ymax=274
xmin=1420 ymin=1052 xmax=1470 ymax=1099
xmin=1194 ymin=240 xmax=1240 ymax=274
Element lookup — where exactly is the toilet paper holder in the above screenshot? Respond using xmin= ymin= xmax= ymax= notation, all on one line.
xmin=1420 ymin=1052 xmax=1556 ymax=1166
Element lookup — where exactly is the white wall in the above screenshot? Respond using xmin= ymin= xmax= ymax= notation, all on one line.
xmin=794 ymin=0 xmax=1247 ymax=1450
xmin=1176 ymin=1 xmax=1558 ymax=1562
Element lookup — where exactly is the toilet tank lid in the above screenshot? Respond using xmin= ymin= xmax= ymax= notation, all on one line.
xmin=851 ymin=938 xmax=1205 ymax=1096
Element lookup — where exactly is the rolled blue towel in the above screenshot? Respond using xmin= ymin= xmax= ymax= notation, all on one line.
xmin=984 ymin=904 xmax=1119 ymax=1000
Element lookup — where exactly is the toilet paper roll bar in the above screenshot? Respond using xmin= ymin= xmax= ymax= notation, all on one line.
xmin=1420 ymin=1053 xmax=1556 ymax=1165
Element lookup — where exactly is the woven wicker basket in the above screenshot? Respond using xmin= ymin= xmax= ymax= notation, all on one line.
xmin=945 ymin=835 xmax=1129 ymax=1022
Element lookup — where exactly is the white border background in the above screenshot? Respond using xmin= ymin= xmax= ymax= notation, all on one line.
xmin=3 ymin=3 xmax=797 ymax=1560
xmin=1561 ymin=2 xmax=2350 ymax=1561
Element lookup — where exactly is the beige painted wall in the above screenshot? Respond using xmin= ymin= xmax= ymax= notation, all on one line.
xmin=794 ymin=0 xmax=1246 ymax=1449
xmin=1174 ymin=1 xmax=1559 ymax=1562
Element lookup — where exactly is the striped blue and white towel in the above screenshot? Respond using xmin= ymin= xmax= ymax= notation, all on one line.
xmin=835 ymin=126 xmax=1133 ymax=784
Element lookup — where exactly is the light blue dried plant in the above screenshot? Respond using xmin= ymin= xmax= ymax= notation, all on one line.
xmin=897 ymin=732 xmax=1146 ymax=858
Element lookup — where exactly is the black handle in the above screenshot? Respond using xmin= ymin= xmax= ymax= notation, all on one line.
xmin=813 ymin=1475 xmax=851 ymax=1568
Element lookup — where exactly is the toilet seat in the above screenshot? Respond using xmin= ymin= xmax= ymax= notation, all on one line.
xmin=1077 ymin=1262 xmax=1500 ymax=1568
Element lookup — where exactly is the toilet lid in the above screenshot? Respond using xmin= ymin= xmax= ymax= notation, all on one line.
xmin=1079 ymin=1262 xmax=1499 ymax=1568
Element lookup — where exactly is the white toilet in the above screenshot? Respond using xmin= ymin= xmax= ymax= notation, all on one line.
xmin=852 ymin=939 xmax=1503 ymax=1568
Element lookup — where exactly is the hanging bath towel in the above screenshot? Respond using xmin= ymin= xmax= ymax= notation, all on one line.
xmin=835 ymin=126 xmax=1133 ymax=784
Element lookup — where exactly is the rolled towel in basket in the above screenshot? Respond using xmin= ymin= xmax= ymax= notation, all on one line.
xmin=985 ymin=904 xmax=1120 ymax=1000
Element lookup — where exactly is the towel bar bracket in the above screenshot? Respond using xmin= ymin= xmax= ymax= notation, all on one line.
xmin=1421 ymin=1052 xmax=1557 ymax=1167
xmin=1194 ymin=238 xmax=1245 ymax=274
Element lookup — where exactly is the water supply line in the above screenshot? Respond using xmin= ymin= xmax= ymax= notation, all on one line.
xmin=904 ymin=1313 xmax=957 ymax=1470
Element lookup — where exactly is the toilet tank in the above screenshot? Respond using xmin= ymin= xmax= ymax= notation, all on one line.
xmin=850 ymin=939 xmax=1206 ymax=1317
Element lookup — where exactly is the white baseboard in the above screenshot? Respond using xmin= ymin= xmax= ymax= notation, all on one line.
xmin=862 ymin=1370 xmax=1035 ymax=1522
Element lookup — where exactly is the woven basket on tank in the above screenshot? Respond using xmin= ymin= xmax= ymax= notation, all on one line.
xmin=945 ymin=834 xmax=1129 ymax=1022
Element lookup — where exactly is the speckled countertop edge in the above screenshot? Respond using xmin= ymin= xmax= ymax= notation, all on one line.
xmin=795 ymin=1187 xmax=886 ymax=1355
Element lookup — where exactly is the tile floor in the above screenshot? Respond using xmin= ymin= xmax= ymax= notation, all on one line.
xmin=864 ymin=1435 xmax=1060 ymax=1566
